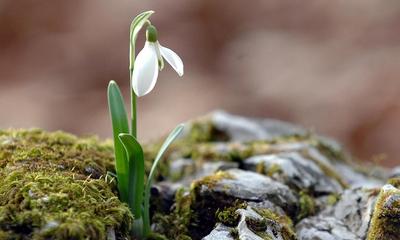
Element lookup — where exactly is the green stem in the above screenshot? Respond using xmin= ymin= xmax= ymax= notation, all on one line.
xmin=131 ymin=88 xmax=137 ymax=137
xmin=131 ymin=218 xmax=144 ymax=239
xmin=129 ymin=27 xmax=137 ymax=138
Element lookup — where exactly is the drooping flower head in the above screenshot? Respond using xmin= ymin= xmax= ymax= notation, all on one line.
xmin=132 ymin=25 xmax=184 ymax=97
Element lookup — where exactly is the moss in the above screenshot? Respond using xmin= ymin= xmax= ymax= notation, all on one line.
xmin=327 ymin=193 xmax=341 ymax=206
xmin=246 ymin=217 xmax=268 ymax=232
xmin=229 ymin=228 xmax=239 ymax=239
xmin=0 ymin=170 xmax=132 ymax=239
xmin=187 ymin=142 xmax=251 ymax=163
xmin=215 ymin=200 xmax=247 ymax=226
xmin=266 ymin=163 xmax=282 ymax=177
xmin=189 ymin=171 xmax=244 ymax=239
xmin=187 ymin=120 xmax=229 ymax=143
xmin=152 ymin=188 xmax=193 ymax=240
xmin=297 ymin=191 xmax=316 ymax=221
xmin=255 ymin=162 xmax=283 ymax=177
xmin=252 ymin=208 xmax=296 ymax=240
xmin=0 ymin=129 xmax=133 ymax=239
xmin=191 ymin=171 xmax=235 ymax=190
xmin=387 ymin=178 xmax=400 ymax=188
xmin=367 ymin=184 xmax=400 ymax=240
xmin=0 ymin=129 xmax=115 ymax=178
xmin=315 ymin=141 xmax=347 ymax=163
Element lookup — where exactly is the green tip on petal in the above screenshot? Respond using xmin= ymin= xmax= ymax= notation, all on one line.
xmin=146 ymin=25 xmax=158 ymax=43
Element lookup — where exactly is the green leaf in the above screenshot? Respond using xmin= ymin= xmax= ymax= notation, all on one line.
xmin=130 ymin=10 xmax=154 ymax=42
xmin=118 ymin=133 xmax=145 ymax=219
xmin=107 ymin=80 xmax=130 ymax=202
xmin=142 ymin=124 xmax=185 ymax=236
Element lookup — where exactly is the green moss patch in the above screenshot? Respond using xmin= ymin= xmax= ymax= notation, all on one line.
xmin=215 ymin=200 xmax=247 ymax=226
xmin=0 ymin=129 xmax=115 ymax=177
xmin=191 ymin=171 xmax=234 ymax=190
xmin=387 ymin=178 xmax=400 ymax=188
xmin=367 ymin=184 xmax=400 ymax=240
xmin=252 ymin=208 xmax=296 ymax=240
xmin=152 ymin=188 xmax=193 ymax=240
xmin=0 ymin=170 xmax=132 ymax=240
xmin=0 ymin=129 xmax=132 ymax=239
xmin=296 ymin=191 xmax=316 ymax=221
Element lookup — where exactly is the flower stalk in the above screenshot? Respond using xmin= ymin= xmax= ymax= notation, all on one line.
xmin=107 ymin=10 xmax=184 ymax=239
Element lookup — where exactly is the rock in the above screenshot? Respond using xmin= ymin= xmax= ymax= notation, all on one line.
xmin=188 ymin=169 xmax=297 ymax=239
xmin=202 ymin=224 xmax=233 ymax=240
xmin=333 ymin=162 xmax=384 ymax=188
xmin=366 ymin=184 xmax=400 ymax=240
xmin=212 ymin=111 xmax=307 ymax=141
xmin=202 ymin=205 xmax=296 ymax=240
xmin=1 ymin=112 xmax=397 ymax=240
xmin=296 ymin=188 xmax=377 ymax=240
xmin=243 ymin=152 xmax=343 ymax=194
xmin=169 ymin=157 xmax=239 ymax=184
xmin=389 ymin=166 xmax=400 ymax=178
xmin=296 ymin=216 xmax=359 ymax=240
xmin=193 ymin=169 xmax=298 ymax=214
xmin=236 ymin=207 xmax=294 ymax=240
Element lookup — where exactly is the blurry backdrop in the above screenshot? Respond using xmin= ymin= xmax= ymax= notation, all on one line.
xmin=0 ymin=0 xmax=399 ymax=166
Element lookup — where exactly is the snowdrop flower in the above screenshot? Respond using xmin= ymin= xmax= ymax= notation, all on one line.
xmin=132 ymin=25 xmax=184 ymax=97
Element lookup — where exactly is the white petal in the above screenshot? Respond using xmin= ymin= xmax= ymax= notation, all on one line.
xmin=132 ymin=42 xmax=159 ymax=97
xmin=159 ymin=44 xmax=184 ymax=76
xmin=154 ymin=42 xmax=164 ymax=70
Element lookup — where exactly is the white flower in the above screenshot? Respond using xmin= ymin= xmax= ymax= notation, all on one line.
xmin=132 ymin=41 xmax=184 ymax=97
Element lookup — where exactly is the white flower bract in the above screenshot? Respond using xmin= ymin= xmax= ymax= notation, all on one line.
xmin=132 ymin=41 xmax=184 ymax=97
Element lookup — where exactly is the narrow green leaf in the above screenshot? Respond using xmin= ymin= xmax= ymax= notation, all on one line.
xmin=130 ymin=10 xmax=154 ymax=42
xmin=142 ymin=124 xmax=185 ymax=236
xmin=118 ymin=133 xmax=145 ymax=220
xmin=107 ymin=80 xmax=130 ymax=202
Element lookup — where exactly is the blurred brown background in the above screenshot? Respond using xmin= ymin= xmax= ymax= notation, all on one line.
xmin=0 ymin=0 xmax=399 ymax=166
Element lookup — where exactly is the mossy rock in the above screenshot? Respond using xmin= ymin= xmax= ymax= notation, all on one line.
xmin=367 ymin=184 xmax=400 ymax=240
xmin=0 ymin=129 xmax=132 ymax=240
xmin=1 ymin=112 xmax=398 ymax=240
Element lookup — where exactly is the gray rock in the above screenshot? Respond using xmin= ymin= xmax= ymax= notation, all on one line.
xmin=296 ymin=216 xmax=359 ymax=240
xmin=237 ymin=207 xmax=286 ymax=240
xmin=151 ymin=181 xmax=183 ymax=214
xmin=333 ymin=162 xmax=384 ymax=188
xmin=389 ymin=166 xmax=400 ymax=178
xmin=212 ymin=111 xmax=306 ymax=141
xmin=151 ymin=112 xmax=395 ymax=239
xmin=306 ymin=147 xmax=384 ymax=188
xmin=196 ymin=169 xmax=298 ymax=213
xmin=297 ymin=188 xmax=376 ymax=240
xmin=202 ymin=224 xmax=234 ymax=240
xmin=203 ymin=206 xmax=295 ymax=240
xmin=328 ymin=188 xmax=376 ymax=239
xmin=169 ymin=158 xmax=196 ymax=179
xmin=193 ymin=161 xmax=239 ymax=181
xmin=243 ymin=152 xmax=343 ymax=194
xmin=169 ymin=157 xmax=239 ymax=184
xmin=247 ymin=200 xmax=285 ymax=216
